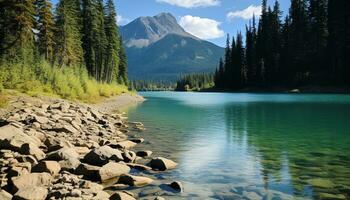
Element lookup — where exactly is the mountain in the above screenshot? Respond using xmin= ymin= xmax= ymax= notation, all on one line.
xmin=120 ymin=13 xmax=224 ymax=81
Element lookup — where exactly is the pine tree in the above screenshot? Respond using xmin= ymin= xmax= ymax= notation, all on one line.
xmin=35 ymin=0 xmax=55 ymax=63
xmin=234 ymin=33 xmax=245 ymax=88
xmin=223 ymin=34 xmax=231 ymax=88
xmin=308 ymin=0 xmax=328 ymax=81
xmin=327 ymin=0 xmax=350 ymax=85
xmin=0 ymin=0 xmax=36 ymax=63
xmin=55 ymin=0 xmax=84 ymax=67
xmin=118 ymin=36 xmax=128 ymax=84
xmin=289 ymin=0 xmax=309 ymax=85
xmin=104 ymin=0 xmax=121 ymax=83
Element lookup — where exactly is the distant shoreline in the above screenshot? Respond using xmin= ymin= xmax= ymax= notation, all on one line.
xmin=171 ymin=85 xmax=350 ymax=94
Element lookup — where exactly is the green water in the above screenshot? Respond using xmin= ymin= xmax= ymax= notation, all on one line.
xmin=126 ymin=92 xmax=350 ymax=200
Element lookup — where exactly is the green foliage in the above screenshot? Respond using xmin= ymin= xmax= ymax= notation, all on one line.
xmin=176 ymin=73 xmax=214 ymax=91
xmin=0 ymin=60 xmax=128 ymax=102
xmin=0 ymin=0 xmax=129 ymax=102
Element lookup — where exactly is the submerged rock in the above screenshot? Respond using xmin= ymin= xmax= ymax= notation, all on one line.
xmin=168 ymin=181 xmax=183 ymax=192
xmin=136 ymin=150 xmax=152 ymax=158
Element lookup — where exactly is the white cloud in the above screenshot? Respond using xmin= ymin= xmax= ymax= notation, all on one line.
xmin=116 ymin=15 xmax=130 ymax=25
xmin=179 ymin=15 xmax=225 ymax=40
xmin=156 ymin=0 xmax=220 ymax=8
xmin=227 ymin=5 xmax=261 ymax=20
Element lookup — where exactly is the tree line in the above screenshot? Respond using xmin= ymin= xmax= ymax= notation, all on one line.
xmin=215 ymin=0 xmax=350 ymax=90
xmin=176 ymin=73 xmax=214 ymax=91
xmin=0 ymin=0 xmax=127 ymax=85
xmin=131 ymin=80 xmax=175 ymax=91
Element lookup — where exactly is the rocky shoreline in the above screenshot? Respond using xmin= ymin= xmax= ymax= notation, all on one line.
xmin=0 ymin=95 xmax=181 ymax=200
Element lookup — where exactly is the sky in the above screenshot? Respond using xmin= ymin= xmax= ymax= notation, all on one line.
xmin=51 ymin=0 xmax=291 ymax=47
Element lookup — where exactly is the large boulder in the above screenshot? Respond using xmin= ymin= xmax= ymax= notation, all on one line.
xmin=112 ymin=141 xmax=137 ymax=149
xmin=13 ymin=186 xmax=48 ymax=200
xmin=149 ymin=157 xmax=177 ymax=171
xmin=20 ymin=143 xmax=46 ymax=161
xmin=109 ymin=191 xmax=136 ymax=200
xmin=44 ymin=136 xmax=74 ymax=152
xmin=117 ymin=174 xmax=153 ymax=187
xmin=75 ymin=164 xmax=100 ymax=181
xmin=99 ymin=162 xmax=130 ymax=182
xmin=83 ymin=146 xmax=123 ymax=166
xmin=58 ymin=157 xmax=81 ymax=172
xmin=0 ymin=125 xmax=40 ymax=151
xmin=32 ymin=161 xmax=61 ymax=176
xmin=10 ymin=173 xmax=53 ymax=193
xmin=46 ymin=148 xmax=79 ymax=161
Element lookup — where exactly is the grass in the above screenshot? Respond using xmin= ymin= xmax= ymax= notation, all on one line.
xmin=0 ymin=60 xmax=130 ymax=103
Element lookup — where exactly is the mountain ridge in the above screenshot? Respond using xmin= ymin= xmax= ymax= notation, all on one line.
xmin=120 ymin=13 xmax=224 ymax=81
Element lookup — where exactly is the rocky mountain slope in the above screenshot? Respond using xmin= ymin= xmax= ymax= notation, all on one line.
xmin=120 ymin=13 xmax=224 ymax=81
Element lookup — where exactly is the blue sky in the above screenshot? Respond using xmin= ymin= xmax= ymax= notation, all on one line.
xmin=51 ymin=0 xmax=290 ymax=47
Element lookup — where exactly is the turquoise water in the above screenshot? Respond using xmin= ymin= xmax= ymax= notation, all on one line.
xmin=126 ymin=92 xmax=350 ymax=200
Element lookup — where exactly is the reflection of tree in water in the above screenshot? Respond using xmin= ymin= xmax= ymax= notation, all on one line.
xmin=223 ymin=102 xmax=350 ymax=199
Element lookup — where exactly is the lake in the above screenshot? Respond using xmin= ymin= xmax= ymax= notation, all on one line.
xmin=126 ymin=92 xmax=350 ymax=200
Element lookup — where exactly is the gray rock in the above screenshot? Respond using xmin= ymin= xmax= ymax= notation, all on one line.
xmin=109 ymin=191 xmax=136 ymax=200
xmin=99 ymin=162 xmax=130 ymax=182
xmin=0 ymin=190 xmax=12 ymax=200
xmin=83 ymin=146 xmax=123 ymax=166
xmin=149 ymin=157 xmax=177 ymax=171
xmin=75 ymin=164 xmax=100 ymax=181
xmin=46 ymin=148 xmax=79 ymax=161
xmin=10 ymin=172 xmax=53 ymax=193
xmin=136 ymin=150 xmax=152 ymax=158
xmin=13 ymin=186 xmax=48 ymax=200
xmin=0 ymin=125 xmax=41 ymax=151
xmin=117 ymin=174 xmax=153 ymax=187
xmin=126 ymin=163 xmax=152 ymax=171
xmin=122 ymin=150 xmax=136 ymax=163
xmin=20 ymin=143 xmax=46 ymax=161
xmin=168 ymin=181 xmax=183 ymax=192
xmin=59 ymin=157 xmax=81 ymax=172
xmin=32 ymin=161 xmax=61 ymax=176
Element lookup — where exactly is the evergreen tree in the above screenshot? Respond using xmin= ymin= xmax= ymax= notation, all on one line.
xmin=118 ymin=36 xmax=128 ymax=84
xmin=223 ymin=34 xmax=231 ymax=88
xmin=234 ymin=33 xmax=245 ymax=88
xmin=35 ymin=0 xmax=55 ymax=63
xmin=308 ymin=0 xmax=328 ymax=81
xmin=289 ymin=0 xmax=309 ymax=85
xmin=55 ymin=0 xmax=84 ymax=67
xmin=0 ymin=0 xmax=36 ymax=63
xmin=327 ymin=0 xmax=350 ymax=85
xmin=104 ymin=0 xmax=121 ymax=83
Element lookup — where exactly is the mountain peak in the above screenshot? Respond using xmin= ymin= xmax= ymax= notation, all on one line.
xmin=120 ymin=12 xmax=195 ymax=48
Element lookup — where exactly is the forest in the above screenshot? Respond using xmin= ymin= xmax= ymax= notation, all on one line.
xmin=175 ymin=73 xmax=214 ymax=91
xmin=0 ymin=0 xmax=128 ymax=101
xmin=213 ymin=0 xmax=350 ymax=90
